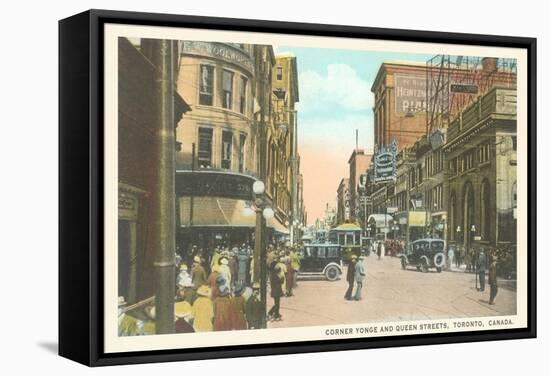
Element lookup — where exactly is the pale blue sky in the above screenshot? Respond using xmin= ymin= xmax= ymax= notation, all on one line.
xmin=276 ymin=46 xmax=435 ymax=222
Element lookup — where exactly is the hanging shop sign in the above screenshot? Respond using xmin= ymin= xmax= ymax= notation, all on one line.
xmin=374 ymin=141 xmax=397 ymax=183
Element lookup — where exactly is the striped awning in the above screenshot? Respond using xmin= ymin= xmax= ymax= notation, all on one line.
xmin=179 ymin=197 xmax=288 ymax=231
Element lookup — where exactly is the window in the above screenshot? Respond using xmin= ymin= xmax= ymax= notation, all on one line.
xmin=238 ymin=134 xmax=246 ymax=173
xmin=239 ymin=76 xmax=247 ymax=114
xmin=198 ymin=128 xmax=213 ymax=168
xmin=222 ymin=130 xmax=233 ymax=169
xmin=276 ymin=66 xmax=283 ymax=80
xmin=199 ymin=65 xmax=214 ymax=106
xmin=222 ymin=70 xmax=234 ymax=109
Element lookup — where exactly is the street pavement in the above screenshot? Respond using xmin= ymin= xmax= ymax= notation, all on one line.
xmin=268 ymin=256 xmax=516 ymax=329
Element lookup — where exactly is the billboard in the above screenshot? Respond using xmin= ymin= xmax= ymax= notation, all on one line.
xmin=395 ymin=74 xmax=427 ymax=113
xmin=374 ymin=141 xmax=397 ymax=183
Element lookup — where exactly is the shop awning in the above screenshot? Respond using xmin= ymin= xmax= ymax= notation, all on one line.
xmin=367 ymin=214 xmax=393 ymax=228
xmin=179 ymin=197 xmax=288 ymax=231
xmin=332 ymin=223 xmax=362 ymax=232
xmin=408 ymin=211 xmax=427 ymax=227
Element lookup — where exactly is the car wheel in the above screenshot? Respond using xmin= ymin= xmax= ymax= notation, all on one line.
xmin=325 ymin=266 xmax=340 ymax=281
xmin=401 ymin=258 xmax=407 ymax=270
xmin=420 ymin=259 xmax=429 ymax=273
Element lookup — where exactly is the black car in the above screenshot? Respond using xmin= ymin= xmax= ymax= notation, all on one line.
xmin=400 ymin=239 xmax=446 ymax=273
xmin=298 ymin=244 xmax=343 ymax=281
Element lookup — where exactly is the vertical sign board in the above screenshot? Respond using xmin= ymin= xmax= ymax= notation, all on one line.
xmin=394 ymin=74 xmax=427 ymax=113
xmin=374 ymin=141 xmax=397 ymax=183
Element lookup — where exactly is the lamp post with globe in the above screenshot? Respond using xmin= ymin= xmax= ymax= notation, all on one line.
xmin=248 ymin=180 xmax=274 ymax=328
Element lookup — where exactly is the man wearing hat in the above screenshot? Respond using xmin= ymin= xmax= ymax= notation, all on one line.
xmin=354 ymin=255 xmax=366 ymax=301
xmin=118 ymin=296 xmax=140 ymax=336
xmin=174 ymin=301 xmax=195 ymax=334
xmin=191 ymin=255 xmax=207 ymax=290
xmin=245 ymin=282 xmax=263 ymax=329
xmin=268 ymin=265 xmax=284 ymax=321
xmin=177 ymin=263 xmax=192 ymax=290
xmin=207 ymin=264 xmax=221 ymax=300
xmin=237 ymin=248 xmax=249 ymax=286
xmin=213 ymin=285 xmax=232 ymax=331
xmin=218 ymin=256 xmax=232 ymax=292
xmin=230 ymin=283 xmax=247 ymax=330
xmin=192 ymin=285 xmax=214 ymax=332
xmin=488 ymin=254 xmax=498 ymax=305
xmin=345 ymin=255 xmax=357 ymax=300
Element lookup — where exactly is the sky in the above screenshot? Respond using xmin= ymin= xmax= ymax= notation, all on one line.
xmin=275 ymin=46 xmax=435 ymax=224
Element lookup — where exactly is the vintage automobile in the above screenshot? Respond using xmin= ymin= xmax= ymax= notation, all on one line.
xmin=400 ymin=239 xmax=446 ymax=273
xmin=298 ymin=243 xmax=343 ymax=281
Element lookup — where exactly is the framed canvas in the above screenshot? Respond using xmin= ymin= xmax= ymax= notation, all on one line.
xmin=58 ymin=9 xmax=536 ymax=366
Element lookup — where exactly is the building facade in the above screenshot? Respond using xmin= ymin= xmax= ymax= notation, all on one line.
xmin=336 ymin=178 xmax=350 ymax=225
xmin=444 ymin=87 xmax=517 ymax=251
xmin=269 ymin=53 xmax=301 ymax=243
xmin=371 ymin=61 xmax=429 ymax=150
xmin=348 ymin=149 xmax=372 ymax=223
xmin=174 ymin=42 xmax=288 ymax=255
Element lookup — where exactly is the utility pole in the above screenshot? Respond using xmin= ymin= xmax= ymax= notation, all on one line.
xmin=290 ymin=109 xmax=298 ymax=246
xmin=256 ymin=48 xmax=268 ymax=328
xmin=152 ymin=39 xmax=176 ymax=334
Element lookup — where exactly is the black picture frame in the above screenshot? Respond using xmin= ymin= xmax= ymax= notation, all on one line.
xmin=59 ymin=9 xmax=537 ymax=367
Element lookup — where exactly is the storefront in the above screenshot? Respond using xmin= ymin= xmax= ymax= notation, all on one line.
xmin=176 ymin=170 xmax=288 ymax=261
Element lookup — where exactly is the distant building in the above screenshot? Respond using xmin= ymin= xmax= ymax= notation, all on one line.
xmin=348 ymin=149 xmax=372 ymax=223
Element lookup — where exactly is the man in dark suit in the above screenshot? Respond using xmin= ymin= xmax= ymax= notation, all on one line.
xmin=488 ymin=255 xmax=498 ymax=305
xmin=344 ymin=255 xmax=357 ymax=300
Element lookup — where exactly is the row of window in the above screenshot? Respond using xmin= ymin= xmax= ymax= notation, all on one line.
xmin=197 ymin=127 xmax=247 ymax=172
xmin=449 ymin=143 xmax=492 ymax=175
xmin=199 ymin=65 xmax=248 ymax=114
xmin=199 ymin=63 xmax=284 ymax=113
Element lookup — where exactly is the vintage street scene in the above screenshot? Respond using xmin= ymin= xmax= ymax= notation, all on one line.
xmin=116 ymin=37 xmax=518 ymax=336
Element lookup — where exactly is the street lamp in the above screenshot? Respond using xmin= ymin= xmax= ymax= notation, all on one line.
xmin=246 ymin=179 xmax=273 ymax=329
xmin=392 ymin=224 xmax=399 ymax=240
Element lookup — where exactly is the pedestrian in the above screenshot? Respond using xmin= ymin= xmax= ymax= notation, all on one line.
xmin=285 ymin=254 xmax=295 ymax=297
xmin=237 ymin=249 xmax=249 ymax=286
xmin=118 ymin=296 xmax=140 ymax=336
xmin=192 ymin=285 xmax=214 ymax=332
xmin=177 ymin=263 xmax=192 ymax=296
xmin=344 ymin=255 xmax=357 ymax=300
xmin=464 ymin=249 xmax=472 ymax=272
xmin=376 ymin=241 xmax=382 ymax=260
xmin=245 ymin=282 xmax=263 ymax=329
xmin=489 ymin=255 xmax=498 ymax=305
xmin=179 ymin=277 xmax=196 ymax=304
xmin=207 ymin=264 xmax=220 ymax=297
xmin=213 ymin=285 xmax=233 ymax=331
xmin=268 ymin=265 xmax=284 ymax=320
xmin=447 ymin=247 xmax=455 ymax=271
xmin=174 ymin=301 xmax=195 ymax=334
xmin=191 ymin=255 xmax=208 ymax=289
xmin=478 ymin=249 xmax=487 ymax=292
xmin=354 ymin=255 xmax=366 ymax=301
xmin=230 ymin=284 xmax=248 ymax=330
xmin=218 ymin=255 xmax=232 ymax=293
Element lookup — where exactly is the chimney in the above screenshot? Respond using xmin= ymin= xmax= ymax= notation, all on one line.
xmin=481 ymin=57 xmax=498 ymax=74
